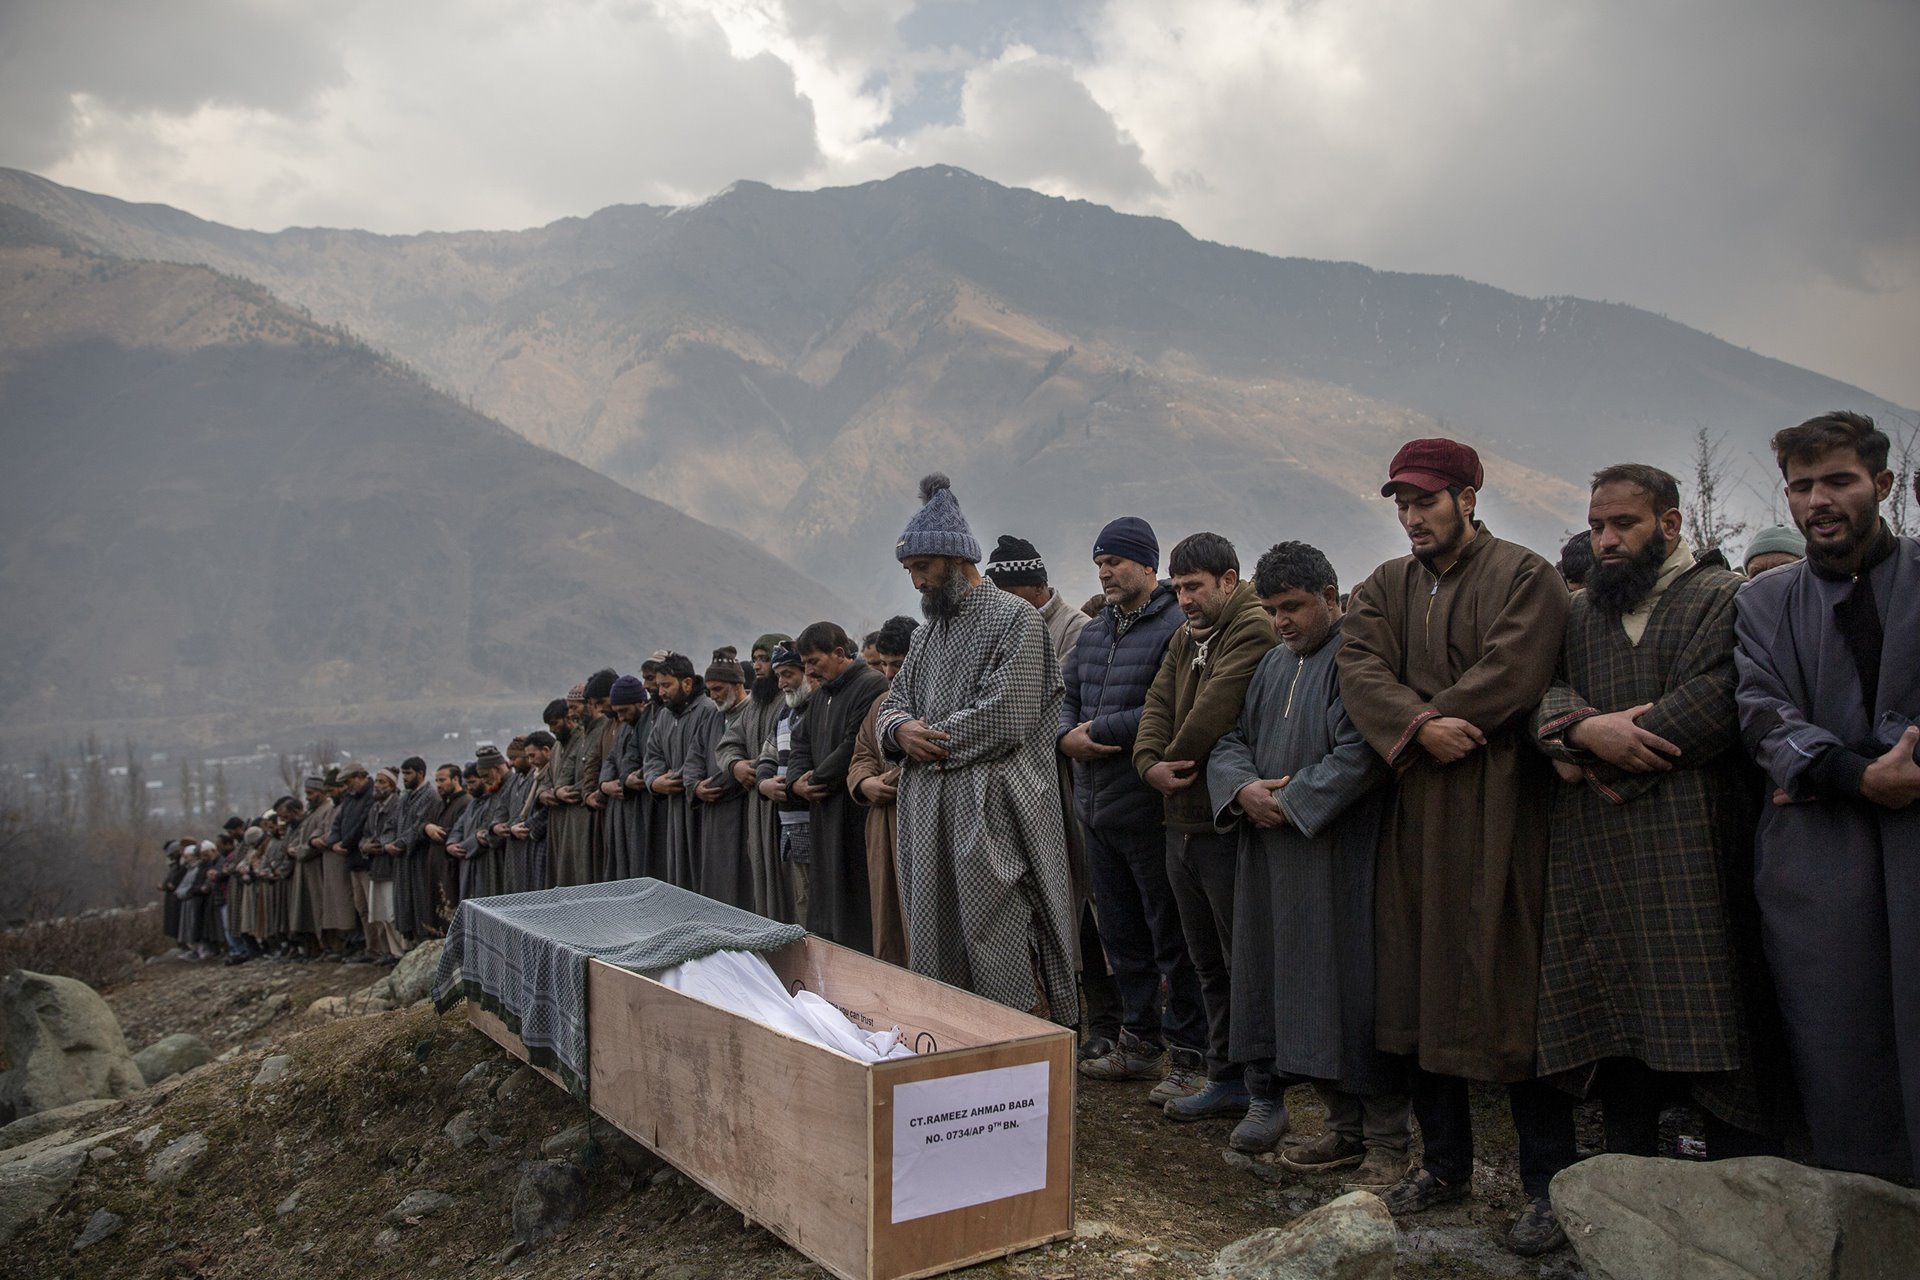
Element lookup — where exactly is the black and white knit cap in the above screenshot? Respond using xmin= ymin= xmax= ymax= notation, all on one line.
xmin=983 ymin=534 xmax=1046 ymax=587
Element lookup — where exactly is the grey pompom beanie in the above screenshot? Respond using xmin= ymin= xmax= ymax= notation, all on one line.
xmin=895 ymin=473 xmax=982 ymax=563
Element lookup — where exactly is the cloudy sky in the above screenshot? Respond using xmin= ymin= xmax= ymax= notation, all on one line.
xmin=4 ymin=0 xmax=1915 ymax=407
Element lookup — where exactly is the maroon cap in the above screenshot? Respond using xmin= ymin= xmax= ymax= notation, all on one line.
xmin=1380 ymin=438 xmax=1484 ymax=496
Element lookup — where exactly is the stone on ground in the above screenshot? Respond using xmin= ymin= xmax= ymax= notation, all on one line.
xmin=512 ymin=1159 xmax=586 ymax=1248
xmin=0 ymin=971 xmax=146 ymax=1122
xmin=387 ymin=1189 xmax=455 ymax=1222
xmin=133 ymin=1032 xmax=213 ymax=1085
xmin=71 ymin=1207 xmax=124 ymax=1251
xmin=251 ymin=1055 xmax=291 ymax=1088
xmin=1212 ymin=1190 xmax=1396 ymax=1280
xmin=0 ymin=1136 xmax=90 ymax=1245
xmin=0 ymin=1099 xmax=119 ymax=1152
xmin=384 ymin=940 xmax=444 ymax=1006
xmin=145 ymin=1131 xmax=209 ymax=1184
xmin=1551 ymin=1153 xmax=1920 ymax=1280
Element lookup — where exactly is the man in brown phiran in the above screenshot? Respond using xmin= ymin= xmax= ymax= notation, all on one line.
xmin=1336 ymin=438 xmax=1576 ymax=1256
xmin=1531 ymin=464 xmax=1779 ymax=1159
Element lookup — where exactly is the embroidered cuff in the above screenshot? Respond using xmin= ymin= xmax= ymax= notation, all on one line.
xmin=1387 ymin=709 xmax=1442 ymax=766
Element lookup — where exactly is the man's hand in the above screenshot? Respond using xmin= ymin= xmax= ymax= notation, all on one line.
xmin=859 ymin=770 xmax=899 ymax=805
xmin=1552 ymin=759 xmax=1586 ymax=785
xmin=1235 ymin=777 xmax=1290 ymax=829
xmin=1416 ymin=716 xmax=1487 ymax=764
xmin=624 ymin=770 xmax=646 ymax=792
xmin=895 ymin=720 xmax=951 ymax=763
xmin=757 ymin=777 xmax=788 ymax=803
xmin=1143 ymin=760 xmax=1198 ymax=795
xmin=446 ymin=842 xmax=465 ymax=859
xmin=309 ymin=837 xmax=328 ymax=851
xmin=556 ymin=785 xmax=582 ymax=804
xmin=693 ymin=779 xmax=724 ymax=804
xmin=1566 ymin=703 xmax=1679 ymax=773
xmin=1060 ymin=721 xmax=1123 ymax=762
xmin=730 ymin=759 xmax=757 ymax=787
xmin=1861 ymin=726 xmax=1920 ymax=810
xmin=510 ymin=822 xmax=530 ymax=839
xmin=491 ymin=822 xmax=509 ymax=837
xmin=585 ymin=791 xmax=605 ymax=810
xmin=600 ymin=779 xmax=622 ymax=797
xmin=424 ymin=823 xmax=445 ymax=841
xmin=331 ymin=842 xmax=348 ymax=855
xmin=651 ymin=772 xmax=685 ymax=796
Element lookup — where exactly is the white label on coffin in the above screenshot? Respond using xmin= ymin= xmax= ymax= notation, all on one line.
xmin=889 ymin=1060 xmax=1050 ymax=1223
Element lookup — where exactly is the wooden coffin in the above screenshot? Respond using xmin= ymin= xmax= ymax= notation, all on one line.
xmin=469 ymin=935 xmax=1075 ymax=1280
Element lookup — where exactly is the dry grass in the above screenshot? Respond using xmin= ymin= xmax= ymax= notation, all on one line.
xmin=0 ymin=904 xmax=167 ymax=994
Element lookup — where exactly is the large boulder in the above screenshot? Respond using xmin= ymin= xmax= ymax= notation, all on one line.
xmin=133 ymin=1033 xmax=213 ymax=1086
xmin=1551 ymin=1153 xmax=1920 ymax=1280
xmin=1212 ymin=1190 xmax=1396 ymax=1280
xmin=0 ymin=971 xmax=145 ymax=1122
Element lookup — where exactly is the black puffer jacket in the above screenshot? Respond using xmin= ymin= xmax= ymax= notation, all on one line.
xmin=1059 ymin=583 xmax=1183 ymax=833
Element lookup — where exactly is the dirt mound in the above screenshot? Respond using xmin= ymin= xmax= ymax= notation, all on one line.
xmin=2 ymin=950 xmax=1581 ymax=1279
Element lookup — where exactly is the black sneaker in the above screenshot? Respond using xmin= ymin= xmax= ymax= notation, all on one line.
xmin=1078 ymin=1035 xmax=1116 ymax=1063
xmin=1079 ymin=1033 xmax=1165 ymax=1082
xmin=1381 ymin=1168 xmax=1471 ymax=1216
xmin=1506 ymin=1197 xmax=1567 ymax=1256
xmin=1228 ymin=1095 xmax=1289 ymax=1154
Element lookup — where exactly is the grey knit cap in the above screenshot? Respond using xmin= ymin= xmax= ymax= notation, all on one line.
xmin=895 ymin=473 xmax=982 ymax=563
xmin=1744 ymin=524 xmax=1806 ymax=571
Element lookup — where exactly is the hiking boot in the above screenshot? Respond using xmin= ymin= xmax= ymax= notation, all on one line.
xmin=1278 ymin=1130 xmax=1365 ymax=1175
xmin=1229 ymin=1095 xmax=1290 ymax=1154
xmin=1079 ymin=1033 xmax=1164 ymax=1082
xmin=1146 ymin=1047 xmax=1208 ymax=1106
xmin=1342 ymin=1147 xmax=1409 ymax=1190
xmin=1505 ymin=1197 xmax=1567 ymax=1256
xmin=1078 ymin=1035 xmax=1116 ymax=1063
xmin=1164 ymin=1076 xmax=1251 ymax=1122
xmin=1380 ymin=1168 xmax=1470 ymax=1216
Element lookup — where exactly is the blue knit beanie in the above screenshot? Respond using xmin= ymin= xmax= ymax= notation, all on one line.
xmin=1092 ymin=516 xmax=1159 ymax=571
xmin=895 ymin=473 xmax=982 ymax=563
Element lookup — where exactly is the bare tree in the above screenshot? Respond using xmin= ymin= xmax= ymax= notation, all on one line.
xmin=1883 ymin=411 xmax=1919 ymax=537
xmin=1684 ymin=426 xmax=1752 ymax=555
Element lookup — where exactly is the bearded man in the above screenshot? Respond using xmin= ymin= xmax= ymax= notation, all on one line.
xmin=601 ymin=675 xmax=650 ymax=881
xmin=1336 ymin=438 xmax=1575 ymax=1255
xmin=874 ymin=474 xmax=1078 ymax=1023
xmin=546 ymin=685 xmax=593 ymax=887
xmin=325 ymin=763 xmax=375 ymax=960
xmin=692 ymin=654 xmax=756 ymax=908
xmin=790 ymin=622 xmax=891 ymax=951
xmin=420 ymin=762 xmax=469 ymax=929
xmin=717 ymin=646 xmax=789 ymax=918
xmin=1735 ymin=410 xmax=1920 ymax=1181
xmin=757 ymin=646 xmax=814 ymax=924
xmin=286 ymin=775 xmax=331 ymax=957
xmin=1532 ymin=464 xmax=1775 ymax=1160
xmin=577 ymin=669 xmax=618 ymax=881
xmin=515 ymin=732 xmax=555 ymax=891
xmin=644 ymin=653 xmax=721 ymax=893
xmin=391 ymin=757 xmax=435 ymax=941
xmin=456 ymin=745 xmax=512 ymax=899
xmin=849 ymin=615 xmax=919 ymax=965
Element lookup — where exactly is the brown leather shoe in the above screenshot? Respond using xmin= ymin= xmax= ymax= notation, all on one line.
xmin=1277 ymin=1130 xmax=1364 ymax=1174
xmin=1342 ymin=1146 xmax=1410 ymax=1190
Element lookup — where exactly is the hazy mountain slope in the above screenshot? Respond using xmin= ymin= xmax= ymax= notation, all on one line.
xmin=2 ymin=165 xmax=1897 ymax=603
xmin=0 ymin=241 xmax=848 ymax=731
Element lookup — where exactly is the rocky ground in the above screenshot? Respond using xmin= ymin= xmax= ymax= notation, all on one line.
xmin=2 ymin=939 xmax=1595 ymax=1280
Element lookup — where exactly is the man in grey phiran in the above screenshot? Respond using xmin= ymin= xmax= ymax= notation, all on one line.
xmin=875 ymin=474 xmax=1080 ymax=1026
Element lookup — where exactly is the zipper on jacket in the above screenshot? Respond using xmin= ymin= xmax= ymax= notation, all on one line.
xmin=1284 ymin=652 xmax=1304 ymax=719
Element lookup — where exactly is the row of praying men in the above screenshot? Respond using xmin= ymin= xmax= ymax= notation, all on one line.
xmin=158 ymin=409 xmax=1915 ymax=1259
